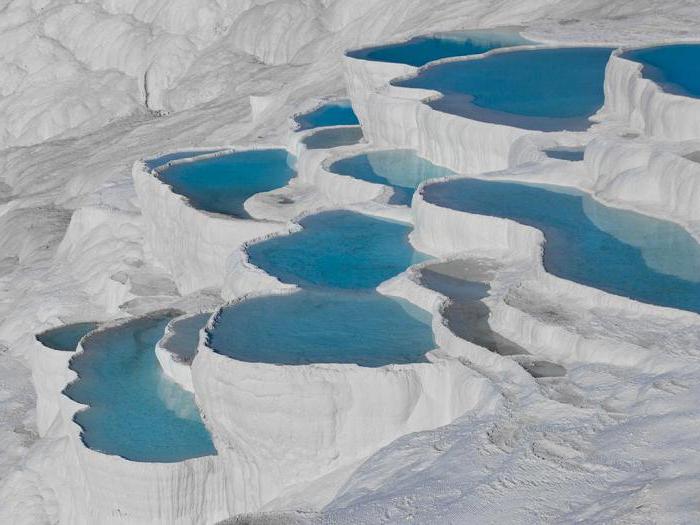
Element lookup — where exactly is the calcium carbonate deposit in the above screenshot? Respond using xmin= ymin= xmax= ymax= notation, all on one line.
xmin=1 ymin=1 xmax=700 ymax=524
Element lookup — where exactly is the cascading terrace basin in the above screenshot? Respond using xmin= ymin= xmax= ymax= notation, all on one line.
xmin=246 ymin=210 xmax=429 ymax=289
xmin=64 ymin=312 xmax=216 ymax=462
xmin=208 ymin=290 xmax=434 ymax=367
xmin=622 ymin=44 xmax=700 ymax=98
xmin=294 ymin=99 xmax=359 ymax=130
xmin=36 ymin=322 xmax=99 ymax=352
xmin=395 ymin=47 xmax=613 ymax=131
xmin=347 ymin=29 xmax=531 ymax=67
xmin=156 ymin=149 xmax=295 ymax=218
xmin=423 ymin=179 xmax=700 ymax=313
xmin=329 ymin=149 xmax=455 ymax=205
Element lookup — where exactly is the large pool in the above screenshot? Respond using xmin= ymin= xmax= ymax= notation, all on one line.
xmin=395 ymin=47 xmax=613 ymax=131
xmin=208 ymin=290 xmax=434 ymax=367
xmin=622 ymin=44 xmax=700 ymax=98
xmin=329 ymin=149 xmax=455 ymax=205
xmin=423 ymin=179 xmax=700 ymax=313
xmin=347 ymin=29 xmax=531 ymax=67
xmin=36 ymin=322 xmax=99 ymax=352
xmin=247 ymin=210 xmax=428 ymax=289
xmin=64 ymin=313 xmax=217 ymax=462
xmin=157 ymin=149 xmax=295 ymax=218
xmin=294 ymin=100 xmax=359 ymax=131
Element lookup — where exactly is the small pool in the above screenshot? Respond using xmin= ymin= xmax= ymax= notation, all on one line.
xmin=622 ymin=44 xmax=700 ymax=98
xmin=294 ymin=100 xmax=360 ymax=131
xmin=145 ymin=150 xmax=221 ymax=170
xmin=161 ymin=313 xmax=211 ymax=364
xmin=330 ymin=150 xmax=455 ymax=205
xmin=157 ymin=149 xmax=295 ymax=218
xmin=544 ymin=147 xmax=585 ymax=162
xmin=347 ymin=29 xmax=531 ymax=67
xmin=36 ymin=322 xmax=99 ymax=351
xmin=302 ymin=126 xmax=364 ymax=150
xmin=423 ymin=179 xmax=700 ymax=313
xmin=395 ymin=47 xmax=613 ymax=131
xmin=64 ymin=312 xmax=216 ymax=462
xmin=247 ymin=210 xmax=428 ymax=289
xmin=208 ymin=290 xmax=434 ymax=367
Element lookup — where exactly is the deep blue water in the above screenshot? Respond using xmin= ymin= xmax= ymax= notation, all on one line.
xmin=295 ymin=100 xmax=359 ymax=131
xmin=623 ymin=44 xmax=700 ymax=98
xmin=329 ymin=149 xmax=455 ymax=205
xmin=163 ymin=313 xmax=210 ymax=364
xmin=423 ymin=178 xmax=700 ymax=313
xmin=158 ymin=149 xmax=295 ymax=218
xmin=347 ymin=30 xmax=531 ymax=67
xmin=396 ymin=47 xmax=613 ymax=131
xmin=544 ymin=148 xmax=585 ymax=162
xmin=64 ymin=313 xmax=217 ymax=462
xmin=208 ymin=290 xmax=434 ymax=367
xmin=145 ymin=150 xmax=220 ymax=170
xmin=36 ymin=322 xmax=99 ymax=351
xmin=247 ymin=210 xmax=428 ymax=289
xmin=302 ymin=126 xmax=364 ymax=150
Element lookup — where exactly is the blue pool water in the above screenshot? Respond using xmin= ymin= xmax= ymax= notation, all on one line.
xmin=623 ymin=44 xmax=700 ymax=98
xmin=544 ymin=148 xmax=585 ymax=162
xmin=145 ymin=150 xmax=220 ymax=170
xmin=64 ymin=313 xmax=216 ymax=462
xmin=208 ymin=290 xmax=434 ymax=367
xmin=347 ymin=30 xmax=531 ymax=67
xmin=330 ymin=149 xmax=455 ymax=205
xmin=247 ymin=210 xmax=428 ymax=289
xmin=423 ymin=179 xmax=700 ymax=313
xmin=36 ymin=322 xmax=99 ymax=351
xmin=163 ymin=313 xmax=210 ymax=364
xmin=158 ymin=149 xmax=295 ymax=218
xmin=302 ymin=126 xmax=364 ymax=150
xmin=396 ymin=47 xmax=613 ymax=131
xmin=295 ymin=100 xmax=360 ymax=131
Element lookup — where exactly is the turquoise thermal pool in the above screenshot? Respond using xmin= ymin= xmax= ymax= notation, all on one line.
xmin=207 ymin=290 xmax=434 ymax=367
xmin=395 ymin=47 xmax=613 ymax=131
xmin=302 ymin=126 xmax=364 ymax=150
xmin=294 ymin=100 xmax=360 ymax=130
xmin=145 ymin=150 xmax=220 ymax=170
xmin=36 ymin=322 xmax=99 ymax=351
xmin=64 ymin=312 xmax=216 ymax=462
xmin=329 ymin=149 xmax=455 ymax=205
xmin=247 ymin=210 xmax=428 ymax=289
xmin=157 ymin=149 xmax=295 ymax=218
xmin=423 ymin=178 xmax=700 ymax=313
xmin=622 ymin=44 xmax=700 ymax=98
xmin=347 ymin=29 xmax=531 ymax=67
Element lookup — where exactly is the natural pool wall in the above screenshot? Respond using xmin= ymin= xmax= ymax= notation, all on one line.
xmin=603 ymin=44 xmax=700 ymax=141
xmin=155 ymin=312 xmax=211 ymax=392
xmin=133 ymin=152 xmax=291 ymax=294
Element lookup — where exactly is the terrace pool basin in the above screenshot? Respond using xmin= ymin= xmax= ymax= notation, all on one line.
xmin=64 ymin=312 xmax=216 ymax=462
xmin=36 ymin=322 xmax=99 ymax=351
xmin=157 ymin=149 xmax=295 ymax=218
xmin=247 ymin=210 xmax=428 ymax=289
xmin=302 ymin=126 xmax=364 ymax=150
xmin=622 ymin=44 xmax=700 ymax=98
xmin=395 ymin=47 xmax=613 ymax=131
xmin=294 ymin=100 xmax=359 ymax=131
xmin=208 ymin=290 xmax=434 ymax=367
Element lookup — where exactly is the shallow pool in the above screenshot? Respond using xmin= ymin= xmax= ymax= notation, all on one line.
xmin=623 ymin=44 xmax=700 ymax=98
xmin=208 ymin=290 xmax=433 ymax=367
xmin=247 ymin=210 xmax=428 ymax=289
xmin=64 ymin=312 xmax=216 ymax=462
xmin=347 ymin=29 xmax=531 ymax=67
xmin=330 ymin=150 xmax=454 ymax=205
xmin=36 ymin=322 xmax=99 ymax=352
xmin=162 ymin=313 xmax=211 ymax=364
xmin=302 ymin=126 xmax=364 ymax=150
xmin=294 ymin=100 xmax=359 ymax=131
xmin=544 ymin=147 xmax=585 ymax=162
xmin=157 ymin=149 xmax=295 ymax=218
xmin=395 ymin=47 xmax=613 ymax=131
xmin=145 ymin=150 xmax=221 ymax=171
xmin=423 ymin=178 xmax=700 ymax=313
